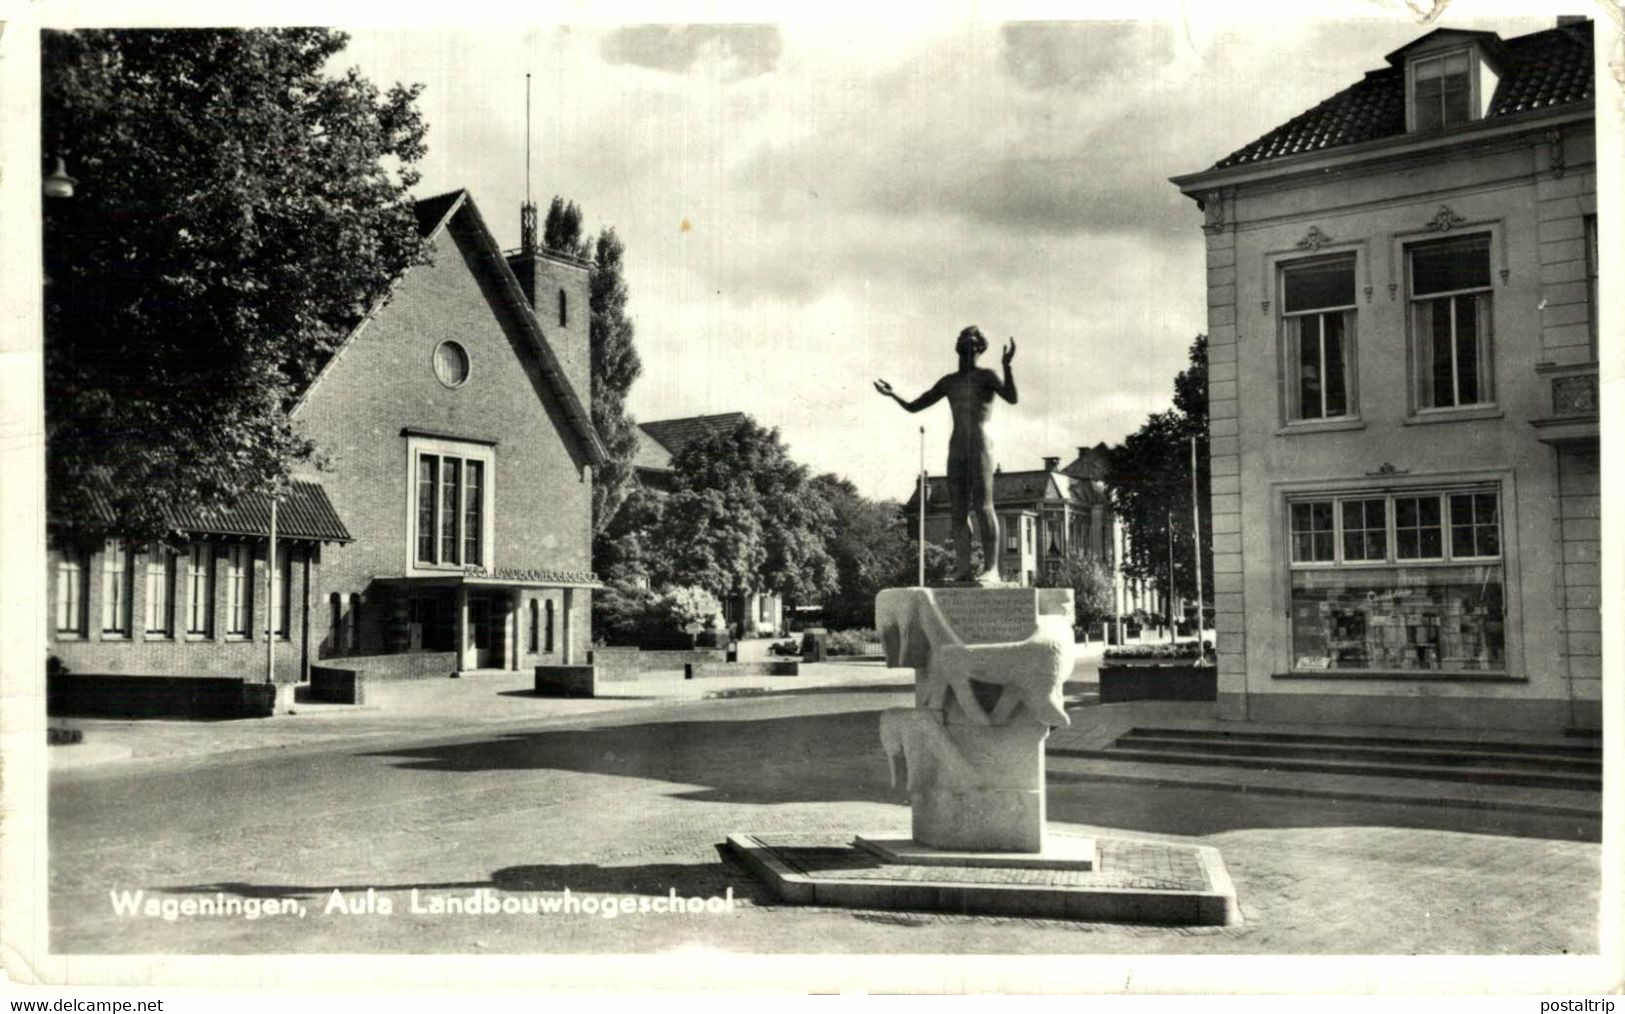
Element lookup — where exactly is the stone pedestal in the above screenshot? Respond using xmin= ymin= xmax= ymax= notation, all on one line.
xmin=874 ymin=586 xmax=1075 ymax=856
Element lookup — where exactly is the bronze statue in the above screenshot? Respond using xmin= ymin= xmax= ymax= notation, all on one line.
xmin=875 ymin=326 xmax=1017 ymax=586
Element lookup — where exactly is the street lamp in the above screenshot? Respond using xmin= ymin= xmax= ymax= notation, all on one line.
xmin=43 ymin=157 xmax=77 ymax=199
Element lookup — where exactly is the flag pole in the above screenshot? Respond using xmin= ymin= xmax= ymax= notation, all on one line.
xmin=917 ymin=426 xmax=926 ymax=587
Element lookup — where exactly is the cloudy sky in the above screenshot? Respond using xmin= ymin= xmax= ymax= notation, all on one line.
xmin=335 ymin=6 xmax=1556 ymax=501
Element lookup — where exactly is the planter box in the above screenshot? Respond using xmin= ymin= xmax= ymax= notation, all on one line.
xmin=47 ymin=673 xmax=277 ymax=719
xmin=1098 ymin=663 xmax=1217 ymax=703
xmin=310 ymin=665 xmax=365 ymax=705
xmin=685 ymin=661 xmax=800 ymax=679
xmin=535 ymin=664 xmax=597 ymax=697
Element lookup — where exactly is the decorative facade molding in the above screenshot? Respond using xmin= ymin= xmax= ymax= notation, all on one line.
xmin=1295 ymin=226 xmax=1336 ymax=251
xmin=1201 ymin=190 xmax=1227 ymax=235
xmin=1552 ymin=374 xmax=1597 ymax=416
xmin=1546 ymin=128 xmax=1566 ymax=179
xmin=1365 ymin=462 xmax=1409 ymax=477
xmin=1422 ymin=205 xmax=1468 ymax=232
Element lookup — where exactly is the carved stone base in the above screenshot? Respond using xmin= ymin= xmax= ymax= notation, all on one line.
xmin=852 ymin=833 xmax=1097 ymax=871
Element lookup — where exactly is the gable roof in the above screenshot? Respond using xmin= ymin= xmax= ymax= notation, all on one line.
xmin=294 ymin=189 xmax=607 ymax=466
xmin=1063 ymin=442 xmax=1112 ymax=481
xmin=88 ymin=480 xmax=352 ymax=543
xmin=639 ymin=413 xmax=750 ymax=459
xmin=1210 ymin=20 xmax=1592 ymax=170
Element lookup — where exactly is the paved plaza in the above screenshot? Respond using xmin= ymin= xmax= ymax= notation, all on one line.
xmin=47 ymin=668 xmax=1601 ymax=956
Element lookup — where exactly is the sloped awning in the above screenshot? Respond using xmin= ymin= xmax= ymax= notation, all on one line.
xmin=89 ymin=480 xmax=353 ymax=543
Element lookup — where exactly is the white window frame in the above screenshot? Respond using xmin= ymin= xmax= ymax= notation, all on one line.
xmin=225 ymin=544 xmax=253 ymax=639
xmin=56 ymin=549 xmax=88 ymax=637
xmin=1279 ymin=478 xmax=1516 ymax=677
xmin=271 ymin=545 xmax=293 ymax=640
xmin=406 ymin=436 xmax=496 ymax=574
xmin=1280 ymin=254 xmax=1359 ymax=423
xmin=101 ymin=540 xmax=133 ymax=638
xmin=1405 ymin=46 xmax=1491 ymax=133
xmin=144 ymin=547 xmax=176 ymax=638
xmin=187 ymin=542 xmax=214 ymax=638
xmin=1407 ymin=232 xmax=1496 ymax=415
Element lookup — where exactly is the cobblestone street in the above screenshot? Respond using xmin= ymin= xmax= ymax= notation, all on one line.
xmin=48 ymin=686 xmax=1601 ymax=956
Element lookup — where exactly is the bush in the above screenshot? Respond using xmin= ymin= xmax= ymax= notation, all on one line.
xmin=1104 ymin=641 xmax=1202 ymax=660
xmin=823 ymin=628 xmax=878 ymax=657
xmin=593 ymin=582 xmax=725 ymax=648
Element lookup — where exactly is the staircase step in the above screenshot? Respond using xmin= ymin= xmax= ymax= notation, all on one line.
xmin=1053 ymin=746 xmax=1601 ymax=791
xmin=1045 ymin=754 xmax=1602 ymax=819
xmin=1118 ymin=725 xmax=1601 ymax=758
xmin=1111 ymin=733 xmax=1600 ymax=773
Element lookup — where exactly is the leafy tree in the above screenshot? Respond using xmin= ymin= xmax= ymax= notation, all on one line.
xmin=809 ymin=474 xmax=911 ymax=628
xmin=42 ymin=28 xmax=426 ymax=545
xmin=1039 ymin=550 xmax=1115 ymax=629
xmin=587 ymin=227 xmax=643 ymax=547
xmin=542 ymin=196 xmax=589 ymax=259
xmin=646 ymin=417 xmax=838 ymax=606
xmin=1107 ymin=335 xmax=1211 ymax=620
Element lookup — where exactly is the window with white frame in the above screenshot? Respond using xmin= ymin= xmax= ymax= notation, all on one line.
xmin=1005 ymin=517 xmax=1019 ymax=553
xmin=56 ymin=550 xmax=87 ymax=636
xmin=1409 ymin=234 xmax=1494 ymax=410
xmin=1287 ymin=486 xmax=1505 ymax=673
xmin=225 ymin=545 xmax=253 ymax=637
xmin=414 ymin=449 xmax=489 ymax=568
xmin=101 ymin=540 xmax=133 ymax=637
xmin=1281 ymin=255 xmax=1357 ymax=421
xmin=144 ymin=548 xmax=176 ymax=636
xmin=1585 ymin=214 xmax=1599 ymax=357
xmin=1412 ymin=51 xmax=1472 ymax=130
xmin=187 ymin=543 xmax=214 ymax=636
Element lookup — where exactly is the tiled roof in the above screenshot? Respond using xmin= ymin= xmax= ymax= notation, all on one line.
xmin=638 ymin=413 xmax=750 ymax=458
xmin=905 ymin=469 xmax=1069 ymax=510
xmin=1211 ymin=21 xmax=1593 ymax=170
xmin=631 ymin=424 xmax=676 ymax=472
xmin=89 ymin=480 xmax=353 ymax=542
xmin=1063 ymin=442 xmax=1112 ymax=481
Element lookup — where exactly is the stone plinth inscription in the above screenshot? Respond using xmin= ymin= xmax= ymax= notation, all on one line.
xmin=931 ymin=588 xmax=1037 ymax=644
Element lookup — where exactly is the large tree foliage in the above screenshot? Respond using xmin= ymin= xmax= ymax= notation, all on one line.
xmin=587 ymin=227 xmax=643 ymax=544
xmin=43 ymin=28 xmax=426 ymax=544
xmin=646 ymin=418 xmax=838 ymax=606
xmin=542 ymin=196 xmax=588 ymax=259
xmin=1107 ymin=335 xmax=1211 ymax=615
xmin=811 ymin=474 xmax=911 ymax=629
xmin=1038 ymin=550 xmax=1116 ymax=629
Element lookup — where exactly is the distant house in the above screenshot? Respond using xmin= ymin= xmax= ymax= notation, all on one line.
xmin=632 ymin=412 xmax=784 ymax=637
xmin=904 ymin=453 xmax=1118 ymax=590
xmin=47 ymin=190 xmax=605 ymax=689
xmin=1171 ymin=19 xmax=1598 ymax=730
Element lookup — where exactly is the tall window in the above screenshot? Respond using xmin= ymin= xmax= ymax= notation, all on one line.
xmin=529 ymin=599 xmax=540 ymax=653
xmin=1288 ymin=486 xmax=1504 ymax=673
xmin=347 ymin=594 xmax=362 ymax=651
xmin=55 ymin=550 xmax=87 ymax=636
xmin=330 ymin=593 xmax=343 ymax=653
xmin=1412 ymin=51 xmax=1471 ymax=130
xmin=225 ymin=545 xmax=252 ymax=637
xmin=1410 ymin=235 xmax=1493 ymax=410
xmin=272 ymin=547 xmax=292 ymax=639
xmin=558 ymin=288 xmax=568 ymax=327
xmin=544 ymin=599 xmax=556 ymax=653
xmin=416 ymin=450 xmax=488 ymax=568
xmin=101 ymin=540 xmax=132 ymax=637
xmin=187 ymin=543 xmax=214 ymax=636
xmin=1585 ymin=214 xmax=1599 ymax=357
xmin=1282 ymin=256 xmax=1356 ymax=421
xmin=144 ymin=548 xmax=175 ymax=636
xmin=1005 ymin=517 xmax=1019 ymax=553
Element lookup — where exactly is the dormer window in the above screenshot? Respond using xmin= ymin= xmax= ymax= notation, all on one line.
xmin=1413 ymin=51 xmax=1470 ymax=130
xmin=1405 ymin=42 xmax=1499 ymax=132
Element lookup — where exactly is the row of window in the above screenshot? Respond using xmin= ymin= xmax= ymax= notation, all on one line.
xmin=1279 ymin=220 xmax=1598 ymax=425
xmin=56 ymin=542 xmax=291 ymax=640
xmin=1286 ymin=486 xmax=1505 ymax=675
xmin=416 ymin=452 xmax=486 ymax=568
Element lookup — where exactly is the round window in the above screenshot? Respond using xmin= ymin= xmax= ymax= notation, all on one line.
xmin=432 ymin=340 xmax=470 ymax=388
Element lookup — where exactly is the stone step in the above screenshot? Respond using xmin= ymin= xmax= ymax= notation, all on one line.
xmin=1045 ymin=754 xmax=1602 ymax=819
xmin=1053 ymin=746 xmax=1601 ymax=791
xmin=1117 ymin=724 xmax=1601 ymax=758
xmin=1110 ymin=732 xmax=1601 ymax=774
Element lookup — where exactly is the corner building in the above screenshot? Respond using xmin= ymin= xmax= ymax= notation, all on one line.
xmin=1171 ymin=21 xmax=1599 ymax=730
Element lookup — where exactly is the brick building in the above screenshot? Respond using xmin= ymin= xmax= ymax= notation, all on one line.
xmin=1171 ymin=20 xmax=1599 ymax=730
xmin=47 ymin=189 xmax=606 ymax=687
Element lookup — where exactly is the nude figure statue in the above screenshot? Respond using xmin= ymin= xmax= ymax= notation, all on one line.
xmin=874 ymin=325 xmax=1017 ymax=586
